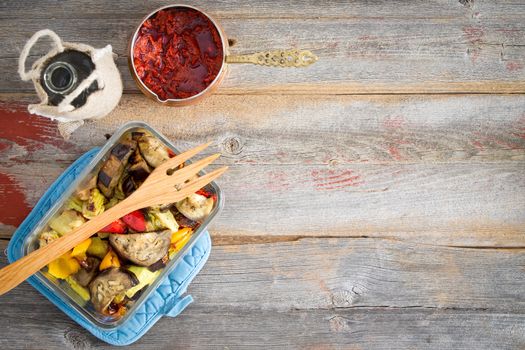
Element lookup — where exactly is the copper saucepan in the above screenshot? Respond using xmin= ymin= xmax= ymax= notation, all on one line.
xmin=129 ymin=4 xmax=318 ymax=106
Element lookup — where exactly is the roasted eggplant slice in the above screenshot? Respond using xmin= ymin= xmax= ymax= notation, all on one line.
xmin=147 ymin=257 xmax=167 ymax=272
xmin=128 ymin=149 xmax=151 ymax=184
xmin=109 ymin=230 xmax=172 ymax=266
xmin=73 ymin=257 xmax=100 ymax=287
xmin=97 ymin=135 xmax=137 ymax=198
xmin=117 ymin=173 xmax=136 ymax=198
xmin=170 ymin=206 xmax=199 ymax=230
xmin=137 ymin=134 xmax=170 ymax=168
xmin=175 ymin=193 xmax=214 ymax=222
xmin=89 ymin=268 xmax=138 ymax=313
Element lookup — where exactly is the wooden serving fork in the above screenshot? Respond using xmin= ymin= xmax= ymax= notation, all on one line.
xmin=0 ymin=142 xmax=227 ymax=296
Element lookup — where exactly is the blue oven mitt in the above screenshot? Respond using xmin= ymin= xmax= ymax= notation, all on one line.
xmin=7 ymin=148 xmax=211 ymax=346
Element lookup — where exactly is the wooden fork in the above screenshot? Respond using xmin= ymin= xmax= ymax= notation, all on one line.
xmin=0 ymin=142 xmax=227 ymax=296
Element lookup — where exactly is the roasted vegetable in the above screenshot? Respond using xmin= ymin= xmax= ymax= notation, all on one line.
xmin=113 ymin=292 xmax=127 ymax=304
xmin=66 ymin=276 xmax=91 ymax=301
xmin=47 ymin=252 xmax=81 ymax=279
xmin=168 ymin=228 xmax=193 ymax=259
xmin=87 ymin=237 xmax=109 ymax=259
xmin=171 ymin=206 xmax=199 ymax=230
xmin=147 ymin=256 xmax=168 ymax=272
xmin=117 ymin=173 xmax=136 ymax=198
xmin=100 ymin=219 xmax=127 ymax=234
xmin=49 ymin=210 xmax=85 ymax=236
xmin=125 ymin=265 xmax=160 ymax=298
xmin=105 ymin=197 xmax=121 ymax=210
xmin=72 ymin=257 xmax=100 ymax=287
xmin=71 ymin=238 xmax=92 ymax=260
xmin=175 ymin=193 xmax=213 ymax=222
xmin=174 ymin=232 xmax=191 ymax=249
xmin=109 ymin=230 xmax=172 ymax=266
xmin=39 ymin=230 xmax=60 ymax=248
xmin=98 ymin=232 xmax=110 ymax=239
xmin=100 ymin=249 xmax=121 ymax=270
xmin=89 ymin=268 xmax=138 ymax=312
xmin=82 ymin=188 xmax=105 ymax=219
xmin=37 ymin=130 xmax=213 ymax=319
xmin=121 ymin=210 xmax=147 ymax=232
xmin=170 ymin=227 xmax=192 ymax=244
xmin=137 ymin=134 xmax=170 ymax=168
xmin=76 ymin=174 xmax=97 ymax=201
xmin=66 ymin=196 xmax=84 ymax=212
xmin=97 ymin=135 xmax=137 ymax=198
xmin=128 ymin=149 xmax=151 ymax=184
xmin=113 ymin=177 xmax=126 ymax=200
xmin=147 ymin=208 xmax=179 ymax=232
xmin=131 ymin=131 xmax=145 ymax=141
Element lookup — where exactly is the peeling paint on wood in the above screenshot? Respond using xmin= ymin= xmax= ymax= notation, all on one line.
xmin=0 ymin=102 xmax=77 ymax=160
xmin=0 ymin=172 xmax=30 ymax=226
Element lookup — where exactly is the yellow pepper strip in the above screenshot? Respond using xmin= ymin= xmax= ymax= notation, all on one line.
xmin=99 ymin=249 xmax=121 ymax=271
xmin=168 ymin=229 xmax=193 ymax=260
xmin=170 ymin=228 xmax=192 ymax=244
xmin=47 ymin=252 xmax=81 ymax=279
xmin=175 ymin=233 xmax=192 ymax=250
xmin=70 ymin=238 xmax=92 ymax=260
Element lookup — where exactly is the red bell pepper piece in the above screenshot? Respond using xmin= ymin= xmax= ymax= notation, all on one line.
xmin=122 ymin=210 xmax=147 ymax=232
xmin=167 ymin=148 xmax=176 ymax=158
xmin=100 ymin=219 xmax=127 ymax=234
xmin=196 ymin=189 xmax=217 ymax=202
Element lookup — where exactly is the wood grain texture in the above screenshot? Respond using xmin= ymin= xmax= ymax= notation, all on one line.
xmin=1 ymin=239 xmax=524 ymax=349
xmin=2 ymin=93 xmax=525 ymax=165
xmin=1 ymin=1 xmax=524 ymax=94
xmin=1 ymin=1 xmax=524 ymax=348
xmin=1 ymin=94 xmax=523 ymax=245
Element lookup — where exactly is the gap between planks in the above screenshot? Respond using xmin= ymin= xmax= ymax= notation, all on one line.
xmin=2 ymin=235 xmax=524 ymax=251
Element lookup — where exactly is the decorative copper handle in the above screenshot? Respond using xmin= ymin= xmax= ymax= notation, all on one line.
xmin=226 ymin=49 xmax=318 ymax=67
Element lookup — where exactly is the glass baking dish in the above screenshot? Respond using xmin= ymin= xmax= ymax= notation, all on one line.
xmin=17 ymin=121 xmax=223 ymax=329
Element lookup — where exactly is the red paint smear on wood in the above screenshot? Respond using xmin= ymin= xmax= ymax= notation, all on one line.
xmin=266 ymin=170 xmax=290 ymax=191
xmin=0 ymin=101 xmax=71 ymax=153
xmin=383 ymin=115 xmax=405 ymax=130
xmin=463 ymin=26 xmax=484 ymax=64
xmin=468 ymin=48 xmax=480 ymax=63
xmin=311 ymin=169 xmax=363 ymax=191
xmin=388 ymin=146 xmax=402 ymax=160
xmin=472 ymin=140 xmax=484 ymax=150
xmin=463 ymin=26 xmax=484 ymax=44
xmin=473 ymin=131 xmax=523 ymax=150
xmin=326 ymin=42 xmax=338 ymax=50
xmin=0 ymin=172 xmax=31 ymax=226
xmin=506 ymin=61 xmax=524 ymax=72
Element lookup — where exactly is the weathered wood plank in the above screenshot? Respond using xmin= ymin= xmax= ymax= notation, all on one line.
xmin=1 ymin=1 xmax=524 ymax=94
xmin=2 ymin=161 xmax=524 ymax=245
xmin=2 ymin=234 xmax=524 ymax=311
xmin=192 ymin=238 xmax=525 ymax=311
xmin=0 ymin=0 xmax=509 ymax=20
xmin=2 ymin=94 xmax=525 ymax=165
xmin=0 ymin=239 xmax=524 ymax=349
xmin=1 ymin=305 xmax=524 ymax=350
xmin=1 ymin=95 xmax=524 ymax=245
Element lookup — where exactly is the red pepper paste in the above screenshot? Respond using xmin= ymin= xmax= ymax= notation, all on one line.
xmin=133 ymin=7 xmax=224 ymax=101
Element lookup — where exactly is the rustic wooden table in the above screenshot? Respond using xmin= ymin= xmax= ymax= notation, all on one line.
xmin=1 ymin=1 xmax=524 ymax=349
